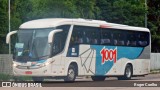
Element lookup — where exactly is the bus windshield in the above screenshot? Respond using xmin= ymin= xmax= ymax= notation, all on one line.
xmin=14 ymin=28 xmax=53 ymax=61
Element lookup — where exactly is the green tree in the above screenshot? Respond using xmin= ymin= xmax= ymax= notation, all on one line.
xmin=9 ymin=0 xmax=33 ymax=53
xmin=30 ymin=0 xmax=77 ymax=19
xmin=0 ymin=0 xmax=33 ymax=53
xmin=30 ymin=0 xmax=99 ymax=19
xmin=0 ymin=0 xmax=9 ymax=53
xmin=148 ymin=0 xmax=160 ymax=52
xmin=1 ymin=0 xmax=159 ymax=53
xmin=75 ymin=0 xmax=100 ymax=19
xmin=11 ymin=0 xmax=33 ymax=30
xmin=96 ymin=0 xmax=146 ymax=27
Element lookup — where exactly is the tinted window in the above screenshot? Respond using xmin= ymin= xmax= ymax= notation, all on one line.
xmin=101 ymin=28 xmax=149 ymax=47
xmin=137 ymin=32 xmax=149 ymax=47
xmin=126 ymin=32 xmax=137 ymax=46
xmin=101 ymin=29 xmax=112 ymax=45
xmin=70 ymin=26 xmax=100 ymax=47
xmin=51 ymin=25 xmax=70 ymax=56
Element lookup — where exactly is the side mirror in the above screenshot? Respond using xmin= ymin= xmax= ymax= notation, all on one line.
xmin=48 ymin=29 xmax=63 ymax=44
xmin=6 ymin=31 xmax=17 ymax=44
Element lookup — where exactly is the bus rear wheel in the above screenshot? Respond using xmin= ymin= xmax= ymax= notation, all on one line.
xmin=64 ymin=65 xmax=76 ymax=82
xmin=91 ymin=76 xmax=106 ymax=81
xmin=118 ymin=64 xmax=132 ymax=80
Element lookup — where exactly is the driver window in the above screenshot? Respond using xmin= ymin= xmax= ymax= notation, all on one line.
xmin=51 ymin=25 xmax=70 ymax=56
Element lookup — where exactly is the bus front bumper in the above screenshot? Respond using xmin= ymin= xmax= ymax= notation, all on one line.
xmin=13 ymin=64 xmax=65 ymax=77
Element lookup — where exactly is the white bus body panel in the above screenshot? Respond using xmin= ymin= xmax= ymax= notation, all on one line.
xmin=12 ymin=18 xmax=150 ymax=77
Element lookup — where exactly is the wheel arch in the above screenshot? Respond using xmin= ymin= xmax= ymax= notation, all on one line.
xmin=124 ymin=63 xmax=133 ymax=75
xmin=70 ymin=62 xmax=78 ymax=76
xmin=120 ymin=61 xmax=133 ymax=76
xmin=117 ymin=62 xmax=133 ymax=80
xmin=64 ymin=60 xmax=79 ymax=76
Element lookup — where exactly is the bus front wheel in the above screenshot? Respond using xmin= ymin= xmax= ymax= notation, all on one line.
xmin=64 ymin=65 xmax=76 ymax=82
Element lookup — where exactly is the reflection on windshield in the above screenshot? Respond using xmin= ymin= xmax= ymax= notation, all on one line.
xmin=14 ymin=29 xmax=53 ymax=61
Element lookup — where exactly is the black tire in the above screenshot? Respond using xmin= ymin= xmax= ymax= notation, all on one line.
xmin=64 ymin=65 xmax=76 ymax=82
xmin=91 ymin=76 xmax=106 ymax=81
xmin=118 ymin=64 xmax=132 ymax=80
xmin=32 ymin=77 xmax=44 ymax=82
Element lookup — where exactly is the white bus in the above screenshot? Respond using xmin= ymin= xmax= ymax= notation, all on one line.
xmin=6 ymin=18 xmax=150 ymax=82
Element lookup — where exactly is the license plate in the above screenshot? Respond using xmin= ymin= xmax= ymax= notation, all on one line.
xmin=25 ymin=71 xmax=32 ymax=74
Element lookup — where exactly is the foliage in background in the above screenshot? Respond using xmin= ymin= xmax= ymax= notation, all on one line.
xmin=0 ymin=0 xmax=8 ymax=53
xmin=29 ymin=0 xmax=99 ymax=19
xmin=148 ymin=0 xmax=160 ymax=52
xmin=0 ymin=73 xmax=11 ymax=81
xmin=0 ymin=0 xmax=159 ymax=53
xmin=0 ymin=73 xmax=32 ymax=81
xmin=96 ymin=0 xmax=146 ymax=27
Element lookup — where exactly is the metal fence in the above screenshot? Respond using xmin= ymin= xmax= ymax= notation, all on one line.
xmin=0 ymin=54 xmax=160 ymax=75
xmin=151 ymin=53 xmax=160 ymax=70
xmin=0 ymin=54 xmax=12 ymax=75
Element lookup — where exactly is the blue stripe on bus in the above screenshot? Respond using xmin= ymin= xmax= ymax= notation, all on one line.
xmin=90 ymin=45 xmax=144 ymax=75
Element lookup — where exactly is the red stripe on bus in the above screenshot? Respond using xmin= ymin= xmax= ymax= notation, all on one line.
xmin=100 ymin=25 xmax=111 ymax=28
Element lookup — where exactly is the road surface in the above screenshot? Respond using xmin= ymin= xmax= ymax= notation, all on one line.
xmin=0 ymin=74 xmax=160 ymax=90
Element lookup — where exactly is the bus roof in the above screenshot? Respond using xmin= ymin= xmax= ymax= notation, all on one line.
xmin=19 ymin=18 xmax=149 ymax=32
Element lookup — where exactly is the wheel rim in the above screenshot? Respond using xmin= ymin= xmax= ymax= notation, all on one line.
xmin=126 ymin=67 xmax=131 ymax=78
xmin=68 ymin=68 xmax=75 ymax=80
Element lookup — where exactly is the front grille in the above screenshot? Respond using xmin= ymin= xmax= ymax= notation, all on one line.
xmin=16 ymin=65 xmax=42 ymax=69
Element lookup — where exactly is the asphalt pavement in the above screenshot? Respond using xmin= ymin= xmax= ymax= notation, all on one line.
xmin=0 ymin=74 xmax=160 ymax=90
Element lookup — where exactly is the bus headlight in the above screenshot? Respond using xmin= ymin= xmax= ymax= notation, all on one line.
xmin=40 ymin=60 xmax=54 ymax=67
xmin=40 ymin=62 xmax=50 ymax=67
xmin=13 ymin=63 xmax=17 ymax=67
xmin=45 ymin=62 xmax=50 ymax=66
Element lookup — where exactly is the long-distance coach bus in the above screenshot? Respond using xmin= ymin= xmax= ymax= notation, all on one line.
xmin=6 ymin=18 xmax=150 ymax=82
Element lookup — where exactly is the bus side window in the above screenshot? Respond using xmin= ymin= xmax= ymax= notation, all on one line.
xmin=52 ymin=33 xmax=61 ymax=55
xmin=90 ymin=28 xmax=100 ymax=45
xmin=137 ymin=33 xmax=148 ymax=47
xmin=127 ymin=33 xmax=137 ymax=46
xmin=91 ymin=32 xmax=98 ymax=44
xmin=74 ymin=31 xmax=81 ymax=44
xmin=113 ymin=33 xmax=118 ymax=45
xmin=70 ymin=28 xmax=84 ymax=46
xmin=82 ymin=31 xmax=90 ymax=44
xmin=115 ymin=33 xmax=125 ymax=46
xmin=51 ymin=25 xmax=70 ymax=56
xmin=101 ymin=29 xmax=111 ymax=45
xmin=79 ymin=32 xmax=83 ymax=44
xmin=70 ymin=26 xmax=100 ymax=46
